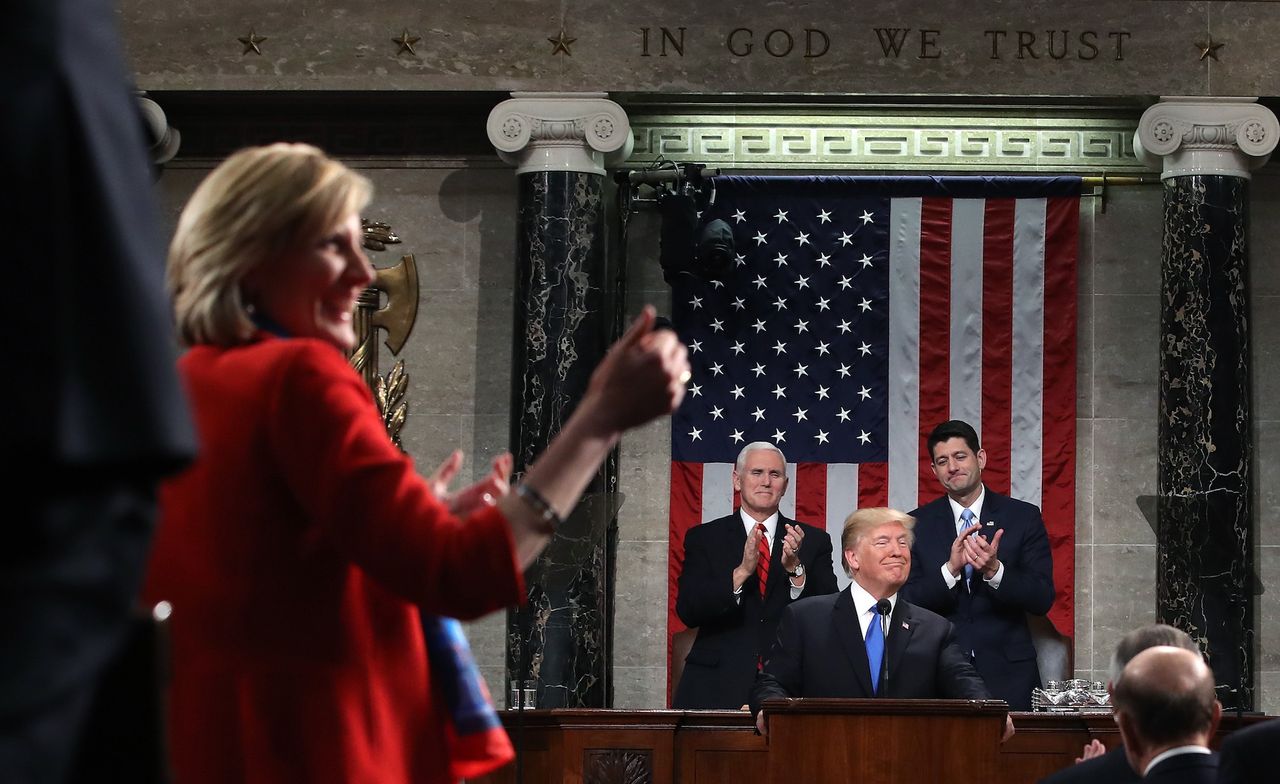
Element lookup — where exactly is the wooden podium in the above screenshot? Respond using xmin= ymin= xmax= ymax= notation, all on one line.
xmin=761 ymin=698 xmax=1008 ymax=784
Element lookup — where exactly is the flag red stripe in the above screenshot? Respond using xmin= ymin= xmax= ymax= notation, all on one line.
xmin=1040 ymin=196 xmax=1079 ymax=639
xmin=980 ymin=199 xmax=1015 ymax=495
xmin=795 ymin=462 xmax=827 ymax=528
xmin=858 ymin=462 xmax=889 ymax=508
xmin=917 ymin=198 xmax=954 ymax=503
xmin=667 ymin=461 xmax=704 ymax=702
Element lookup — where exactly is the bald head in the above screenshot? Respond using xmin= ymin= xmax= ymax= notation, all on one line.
xmin=1113 ymin=646 xmax=1218 ymax=749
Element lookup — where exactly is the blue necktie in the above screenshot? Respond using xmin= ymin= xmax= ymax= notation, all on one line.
xmin=960 ymin=509 xmax=976 ymax=587
xmin=866 ymin=603 xmax=885 ymax=695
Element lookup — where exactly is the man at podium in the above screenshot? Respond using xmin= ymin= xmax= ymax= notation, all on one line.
xmin=749 ymin=507 xmax=990 ymax=732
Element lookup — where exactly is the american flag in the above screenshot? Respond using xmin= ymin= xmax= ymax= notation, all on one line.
xmin=667 ymin=176 xmax=1080 ymax=692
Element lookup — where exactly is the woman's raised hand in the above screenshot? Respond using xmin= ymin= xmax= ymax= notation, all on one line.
xmin=582 ymin=306 xmax=689 ymax=434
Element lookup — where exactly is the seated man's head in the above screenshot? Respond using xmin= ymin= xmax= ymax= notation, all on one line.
xmin=1112 ymin=645 xmax=1220 ymax=774
xmin=841 ymin=507 xmax=914 ymax=600
xmin=1108 ymin=623 xmax=1199 ymax=690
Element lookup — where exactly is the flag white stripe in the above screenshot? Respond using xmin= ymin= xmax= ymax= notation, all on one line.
xmin=888 ymin=198 xmax=922 ymax=511
xmin=703 ymin=463 xmax=735 ymax=521
xmin=826 ymin=463 xmax=858 ymax=590
xmin=950 ymin=199 xmax=985 ymax=425
xmin=1011 ymin=199 xmax=1046 ymax=506
xmin=779 ymin=462 xmax=797 ymax=519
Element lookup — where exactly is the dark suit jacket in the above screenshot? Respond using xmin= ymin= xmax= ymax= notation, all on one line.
xmin=1 ymin=0 xmax=194 ymax=724
xmin=673 ymin=512 xmax=837 ymax=709
xmin=1218 ymin=719 xmax=1280 ymax=784
xmin=1143 ymin=751 xmax=1217 ymax=784
xmin=1037 ymin=745 xmax=1137 ymax=784
xmin=901 ymin=488 xmax=1054 ymax=710
xmin=748 ymin=589 xmax=990 ymax=715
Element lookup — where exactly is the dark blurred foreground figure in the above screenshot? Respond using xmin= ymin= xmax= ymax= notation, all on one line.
xmin=1037 ymin=624 xmax=1199 ymax=784
xmin=1112 ymin=646 xmax=1221 ymax=783
xmin=0 ymin=1 xmax=196 ymax=782
xmin=1217 ymin=716 xmax=1280 ymax=784
xmin=142 ymin=143 xmax=689 ymax=784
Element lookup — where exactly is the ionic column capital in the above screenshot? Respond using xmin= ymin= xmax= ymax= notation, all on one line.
xmin=486 ymin=92 xmax=633 ymax=176
xmin=1135 ymin=97 xmax=1279 ymax=180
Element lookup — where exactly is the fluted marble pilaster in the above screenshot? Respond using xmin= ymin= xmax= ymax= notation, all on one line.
xmin=1136 ymin=97 xmax=1277 ymax=710
xmin=488 ymin=93 xmax=632 ymax=708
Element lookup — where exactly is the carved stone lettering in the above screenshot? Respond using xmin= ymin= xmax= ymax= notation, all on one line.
xmin=984 ymin=29 xmax=1129 ymax=60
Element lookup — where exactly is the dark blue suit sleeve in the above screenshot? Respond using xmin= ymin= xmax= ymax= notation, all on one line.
xmin=749 ymin=604 xmax=800 ymax=715
xmin=901 ymin=514 xmax=960 ymax=615
xmin=799 ymin=525 xmax=838 ymax=597
xmin=675 ymin=522 xmax=743 ymax=629
xmin=991 ymin=506 xmax=1055 ymax=615
xmin=937 ymin=623 xmax=993 ymax=700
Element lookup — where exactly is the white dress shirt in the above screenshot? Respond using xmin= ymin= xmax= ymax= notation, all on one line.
xmin=732 ymin=509 xmax=804 ymax=601
xmin=848 ymin=579 xmax=896 ymax=640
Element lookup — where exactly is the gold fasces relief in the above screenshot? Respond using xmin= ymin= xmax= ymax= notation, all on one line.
xmin=375 ymin=361 xmax=409 ymax=448
xmin=351 ymin=220 xmax=419 ymax=445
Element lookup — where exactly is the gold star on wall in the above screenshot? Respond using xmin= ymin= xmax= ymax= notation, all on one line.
xmin=238 ymin=30 xmax=267 ymax=56
xmin=393 ymin=29 xmax=421 ymax=56
xmin=548 ymin=29 xmax=576 ymax=56
xmin=1196 ymin=36 xmax=1225 ymax=61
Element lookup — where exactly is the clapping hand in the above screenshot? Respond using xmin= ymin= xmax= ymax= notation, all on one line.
xmin=428 ymin=450 xmax=512 ymax=516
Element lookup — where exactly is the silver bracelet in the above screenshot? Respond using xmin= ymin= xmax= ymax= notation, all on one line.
xmin=515 ymin=483 xmax=562 ymax=533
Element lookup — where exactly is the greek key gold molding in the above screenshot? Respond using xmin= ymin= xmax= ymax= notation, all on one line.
xmin=626 ymin=107 xmax=1145 ymax=173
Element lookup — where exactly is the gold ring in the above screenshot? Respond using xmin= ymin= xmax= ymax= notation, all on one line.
xmin=679 ymin=369 xmax=692 ymax=384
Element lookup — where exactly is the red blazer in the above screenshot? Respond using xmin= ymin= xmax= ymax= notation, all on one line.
xmin=144 ymin=335 xmax=523 ymax=784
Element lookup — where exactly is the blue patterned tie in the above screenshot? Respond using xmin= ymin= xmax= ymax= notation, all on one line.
xmin=960 ymin=509 xmax=976 ymax=588
xmin=866 ymin=603 xmax=885 ymax=695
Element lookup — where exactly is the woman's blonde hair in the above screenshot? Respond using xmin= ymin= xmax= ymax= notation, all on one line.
xmin=168 ymin=143 xmax=372 ymax=346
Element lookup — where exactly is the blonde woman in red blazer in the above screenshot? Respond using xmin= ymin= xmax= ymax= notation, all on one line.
xmin=144 ymin=143 xmax=688 ymax=784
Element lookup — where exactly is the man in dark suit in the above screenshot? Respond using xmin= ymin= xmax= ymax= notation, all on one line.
xmin=901 ymin=419 xmax=1054 ymax=710
xmin=1 ymin=1 xmax=195 ymax=781
xmin=1113 ymin=646 xmax=1220 ymax=783
xmin=749 ymin=507 xmax=991 ymax=735
xmin=673 ymin=442 xmax=838 ymax=709
xmin=1038 ymin=624 xmax=1200 ymax=784
xmin=1218 ymin=717 xmax=1280 ymax=784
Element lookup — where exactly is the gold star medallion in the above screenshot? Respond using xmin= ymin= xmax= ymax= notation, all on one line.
xmin=238 ymin=29 xmax=267 ymax=56
xmin=1196 ymin=36 xmax=1225 ymax=61
xmin=393 ymin=29 xmax=421 ymax=56
xmin=548 ymin=29 xmax=576 ymax=56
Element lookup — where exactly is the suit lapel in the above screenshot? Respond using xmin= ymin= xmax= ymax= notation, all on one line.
xmin=883 ymin=600 xmax=916 ymax=697
xmin=832 ymin=589 xmax=874 ymax=696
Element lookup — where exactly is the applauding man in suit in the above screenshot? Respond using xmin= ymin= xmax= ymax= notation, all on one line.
xmin=673 ymin=442 xmax=837 ymax=709
xmin=750 ymin=507 xmax=990 ymax=734
xmin=901 ymin=420 xmax=1054 ymax=710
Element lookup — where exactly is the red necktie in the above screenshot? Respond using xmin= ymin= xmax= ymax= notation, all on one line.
xmin=755 ymin=523 xmax=770 ymax=596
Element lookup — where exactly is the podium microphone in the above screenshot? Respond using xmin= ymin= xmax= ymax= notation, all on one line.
xmin=876 ymin=599 xmax=892 ymax=695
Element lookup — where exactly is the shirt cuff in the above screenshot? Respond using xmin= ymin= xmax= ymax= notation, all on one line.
xmin=984 ymin=561 xmax=1005 ymax=588
xmin=941 ymin=562 xmax=961 ymax=589
xmin=790 ymin=580 xmax=804 ymax=600
xmin=733 ymin=584 xmax=744 ymax=604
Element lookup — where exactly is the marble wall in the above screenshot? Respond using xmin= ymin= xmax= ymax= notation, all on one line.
xmin=154 ymin=143 xmax=1280 ymax=716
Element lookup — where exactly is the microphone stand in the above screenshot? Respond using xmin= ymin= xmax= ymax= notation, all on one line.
xmin=877 ymin=599 xmax=892 ymax=697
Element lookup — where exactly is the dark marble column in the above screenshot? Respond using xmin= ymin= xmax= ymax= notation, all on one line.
xmin=1136 ymin=99 xmax=1278 ymax=710
xmin=487 ymin=94 xmax=633 ymax=708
